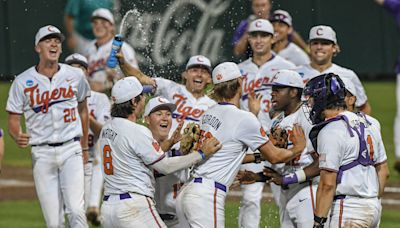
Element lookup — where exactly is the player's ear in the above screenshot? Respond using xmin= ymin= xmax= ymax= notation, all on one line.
xmin=144 ymin=116 xmax=150 ymax=125
xmin=34 ymin=45 xmax=40 ymax=53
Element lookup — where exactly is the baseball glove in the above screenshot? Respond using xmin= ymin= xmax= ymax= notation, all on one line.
xmin=270 ymin=126 xmax=289 ymax=148
xmin=180 ymin=123 xmax=201 ymax=154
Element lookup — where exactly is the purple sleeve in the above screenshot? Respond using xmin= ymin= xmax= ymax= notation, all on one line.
xmin=232 ymin=20 xmax=249 ymax=45
xmin=383 ymin=0 xmax=400 ymax=25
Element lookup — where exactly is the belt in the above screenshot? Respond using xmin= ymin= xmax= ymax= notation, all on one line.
xmin=334 ymin=195 xmax=346 ymax=200
xmin=32 ymin=137 xmax=80 ymax=147
xmin=159 ymin=213 xmax=176 ymax=221
xmin=103 ymin=193 xmax=132 ymax=201
xmin=194 ymin=177 xmax=227 ymax=192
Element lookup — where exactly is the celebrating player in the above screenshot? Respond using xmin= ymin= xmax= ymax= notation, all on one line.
xmin=86 ymin=8 xmax=139 ymax=92
xmin=175 ymin=62 xmax=306 ymax=228
xmin=99 ymin=77 xmax=221 ymax=228
xmin=143 ymin=97 xmax=186 ymax=227
xmin=6 ymin=25 xmax=90 ymax=227
xmin=237 ymin=18 xmax=295 ymax=228
xmin=296 ymin=25 xmax=371 ymax=114
xmin=65 ymin=53 xmax=111 ymax=226
xmin=304 ymin=73 xmax=389 ymax=228
xmin=270 ymin=10 xmax=310 ymax=66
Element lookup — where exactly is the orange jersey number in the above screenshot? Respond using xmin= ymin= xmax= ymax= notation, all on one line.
xmin=63 ymin=108 xmax=77 ymax=123
xmin=103 ymin=145 xmax=114 ymax=175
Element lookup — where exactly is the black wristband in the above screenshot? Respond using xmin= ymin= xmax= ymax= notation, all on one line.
xmin=314 ymin=214 xmax=327 ymax=225
xmin=254 ymin=152 xmax=262 ymax=163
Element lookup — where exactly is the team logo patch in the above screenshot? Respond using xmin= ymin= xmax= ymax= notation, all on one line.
xmin=260 ymin=127 xmax=267 ymax=137
xmin=152 ymin=141 xmax=161 ymax=151
xmin=26 ymin=79 xmax=34 ymax=87
xmin=216 ymin=74 xmax=223 ymax=81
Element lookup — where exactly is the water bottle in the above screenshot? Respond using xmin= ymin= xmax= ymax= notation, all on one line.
xmin=107 ymin=34 xmax=124 ymax=68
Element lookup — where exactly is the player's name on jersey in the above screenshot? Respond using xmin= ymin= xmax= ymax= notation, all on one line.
xmin=101 ymin=128 xmax=118 ymax=141
xmin=201 ymin=114 xmax=222 ymax=131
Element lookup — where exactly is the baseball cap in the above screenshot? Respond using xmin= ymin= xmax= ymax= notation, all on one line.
xmin=92 ymin=8 xmax=115 ymax=24
xmin=144 ymin=96 xmax=176 ymax=117
xmin=270 ymin=10 xmax=292 ymax=27
xmin=111 ymin=77 xmax=143 ymax=104
xmin=212 ymin=62 xmax=241 ymax=84
xmin=309 ymin=25 xmax=337 ymax=44
xmin=248 ymin=19 xmax=274 ymax=35
xmin=340 ymin=77 xmax=356 ymax=97
xmin=266 ymin=69 xmax=304 ymax=89
xmin=35 ymin=25 xmax=65 ymax=46
xmin=65 ymin=53 xmax=88 ymax=69
xmin=186 ymin=55 xmax=212 ymax=73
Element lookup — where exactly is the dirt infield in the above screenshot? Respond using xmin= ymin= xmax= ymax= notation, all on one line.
xmin=1 ymin=165 xmax=400 ymax=210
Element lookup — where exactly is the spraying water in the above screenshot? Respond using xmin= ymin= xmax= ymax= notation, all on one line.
xmin=119 ymin=9 xmax=144 ymax=37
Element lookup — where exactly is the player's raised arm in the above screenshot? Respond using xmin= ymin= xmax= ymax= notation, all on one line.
xmin=116 ymin=51 xmax=156 ymax=86
xmin=151 ymin=137 xmax=221 ymax=175
xmin=259 ymin=124 xmax=306 ymax=164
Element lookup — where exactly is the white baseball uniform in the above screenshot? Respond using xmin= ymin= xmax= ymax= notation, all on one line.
xmin=84 ymin=91 xmax=111 ymax=209
xmin=238 ymin=55 xmax=296 ymax=228
xmin=176 ymin=102 xmax=269 ymax=228
xmin=6 ymin=64 xmax=90 ymax=228
xmin=296 ymin=63 xmax=368 ymax=107
xmin=153 ymin=78 xmax=216 ymax=226
xmin=86 ymin=39 xmax=138 ymax=83
xmin=317 ymin=111 xmax=386 ymax=228
xmin=270 ymin=106 xmax=317 ymax=228
xmin=154 ymin=151 xmax=186 ymax=228
xmin=99 ymin=117 xmax=167 ymax=228
xmin=275 ymin=42 xmax=310 ymax=66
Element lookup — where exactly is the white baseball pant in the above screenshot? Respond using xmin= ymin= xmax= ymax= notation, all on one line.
xmin=31 ymin=141 xmax=87 ymax=228
xmin=84 ymin=149 xmax=103 ymax=209
xmin=238 ymin=163 xmax=265 ymax=228
xmin=328 ymin=196 xmax=381 ymax=228
xmin=101 ymin=192 xmax=167 ymax=228
xmin=279 ymin=183 xmax=317 ymax=228
xmin=176 ymin=177 xmax=227 ymax=228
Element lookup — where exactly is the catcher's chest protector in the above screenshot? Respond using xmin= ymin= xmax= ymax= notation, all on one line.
xmin=309 ymin=112 xmax=375 ymax=184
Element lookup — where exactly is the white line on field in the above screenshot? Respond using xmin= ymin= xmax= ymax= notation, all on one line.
xmin=0 ymin=179 xmax=34 ymax=187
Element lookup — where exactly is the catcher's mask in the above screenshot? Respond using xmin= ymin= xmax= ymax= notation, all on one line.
xmin=303 ymin=73 xmax=345 ymax=124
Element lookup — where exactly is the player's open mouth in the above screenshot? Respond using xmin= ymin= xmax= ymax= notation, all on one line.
xmin=194 ymin=79 xmax=203 ymax=85
xmin=160 ymin=123 xmax=168 ymax=128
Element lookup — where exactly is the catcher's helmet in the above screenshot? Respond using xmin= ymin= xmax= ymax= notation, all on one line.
xmin=303 ymin=73 xmax=346 ymax=124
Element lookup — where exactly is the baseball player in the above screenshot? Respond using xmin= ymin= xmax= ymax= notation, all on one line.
xmin=375 ymin=0 xmax=400 ymax=173
xmin=144 ymin=97 xmax=186 ymax=227
xmin=6 ymin=25 xmax=90 ymax=227
xmin=99 ymin=77 xmax=221 ymax=228
xmin=175 ymin=62 xmax=306 ymax=228
xmin=270 ymin=10 xmax=310 ymax=66
xmin=264 ymin=70 xmax=316 ymax=227
xmin=233 ymin=0 xmax=309 ymax=58
xmin=303 ymin=73 xmax=389 ymax=228
xmin=295 ymin=25 xmax=372 ymax=114
xmin=237 ymin=18 xmax=296 ymax=228
xmin=118 ymin=54 xmax=216 ymax=139
xmin=65 ymin=53 xmax=111 ymax=226
xmin=86 ymin=8 xmax=139 ymax=92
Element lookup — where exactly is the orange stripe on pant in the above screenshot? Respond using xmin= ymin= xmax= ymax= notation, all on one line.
xmin=146 ymin=197 xmax=162 ymax=228
xmin=338 ymin=199 xmax=344 ymax=228
xmin=309 ymin=182 xmax=315 ymax=212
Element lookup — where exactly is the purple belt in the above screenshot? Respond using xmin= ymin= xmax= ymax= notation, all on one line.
xmin=194 ymin=177 xmax=227 ymax=192
xmin=103 ymin=193 xmax=132 ymax=201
